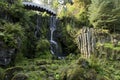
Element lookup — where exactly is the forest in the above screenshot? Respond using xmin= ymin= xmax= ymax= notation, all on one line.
xmin=0 ymin=0 xmax=120 ymax=80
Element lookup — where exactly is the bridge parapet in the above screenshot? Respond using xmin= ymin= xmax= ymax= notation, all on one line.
xmin=22 ymin=0 xmax=51 ymax=5
xmin=22 ymin=0 xmax=57 ymax=15
xmin=22 ymin=0 xmax=56 ymax=11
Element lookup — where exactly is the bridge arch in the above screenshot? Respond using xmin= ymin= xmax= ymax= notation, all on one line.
xmin=22 ymin=1 xmax=57 ymax=16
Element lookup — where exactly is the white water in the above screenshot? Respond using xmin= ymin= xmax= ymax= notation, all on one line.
xmin=50 ymin=16 xmax=58 ymax=55
xmin=49 ymin=16 xmax=65 ymax=59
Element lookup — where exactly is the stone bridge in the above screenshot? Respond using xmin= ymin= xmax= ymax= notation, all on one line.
xmin=22 ymin=0 xmax=57 ymax=15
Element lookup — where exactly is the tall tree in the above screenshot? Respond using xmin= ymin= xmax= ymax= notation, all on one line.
xmin=88 ymin=0 xmax=120 ymax=31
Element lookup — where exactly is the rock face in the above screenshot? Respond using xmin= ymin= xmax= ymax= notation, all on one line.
xmin=77 ymin=27 xmax=120 ymax=60
xmin=0 ymin=41 xmax=16 ymax=66
xmin=77 ymin=27 xmax=96 ymax=58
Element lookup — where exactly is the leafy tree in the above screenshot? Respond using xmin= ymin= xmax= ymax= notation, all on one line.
xmin=88 ymin=0 xmax=120 ymax=31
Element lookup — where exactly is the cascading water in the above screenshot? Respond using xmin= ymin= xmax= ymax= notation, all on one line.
xmin=49 ymin=16 xmax=64 ymax=59
xmin=50 ymin=16 xmax=58 ymax=55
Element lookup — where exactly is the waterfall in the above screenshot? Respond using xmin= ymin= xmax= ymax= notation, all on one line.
xmin=49 ymin=16 xmax=64 ymax=59
xmin=49 ymin=16 xmax=58 ymax=55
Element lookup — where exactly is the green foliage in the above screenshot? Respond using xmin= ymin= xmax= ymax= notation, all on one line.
xmin=103 ymin=43 xmax=120 ymax=50
xmin=0 ymin=1 xmax=8 ymax=11
xmin=0 ymin=0 xmax=120 ymax=80
xmin=0 ymin=0 xmax=38 ymax=59
xmin=36 ymin=39 xmax=50 ymax=52
xmin=52 ymin=0 xmax=59 ymax=9
xmin=57 ymin=0 xmax=91 ymax=55
xmin=60 ymin=58 xmax=91 ymax=80
xmin=0 ymin=22 xmax=24 ymax=48
xmin=88 ymin=0 xmax=120 ymax=31
xmin=4 ymin=23 xmax=24 ymax=37
xmin=35 ymin=39 xmax=52 ymax=58
xmin=15 ymin=52 xmax=25 ymax=64
xmin=59 ymin=0 xmax=91 ymax=20
xmin=27 ymin=71 xmax=44 ymax=80
xmin=60 ymin=57 xmax=120 ymax=80
xmin=88 ymin=57 xmax=120 ymax=80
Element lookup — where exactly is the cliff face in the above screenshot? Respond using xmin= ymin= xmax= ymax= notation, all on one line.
xmin=77 ymin=27 xmax=96 ymax=58
xmin=76 ymin=27 xmax=120 ymax=60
